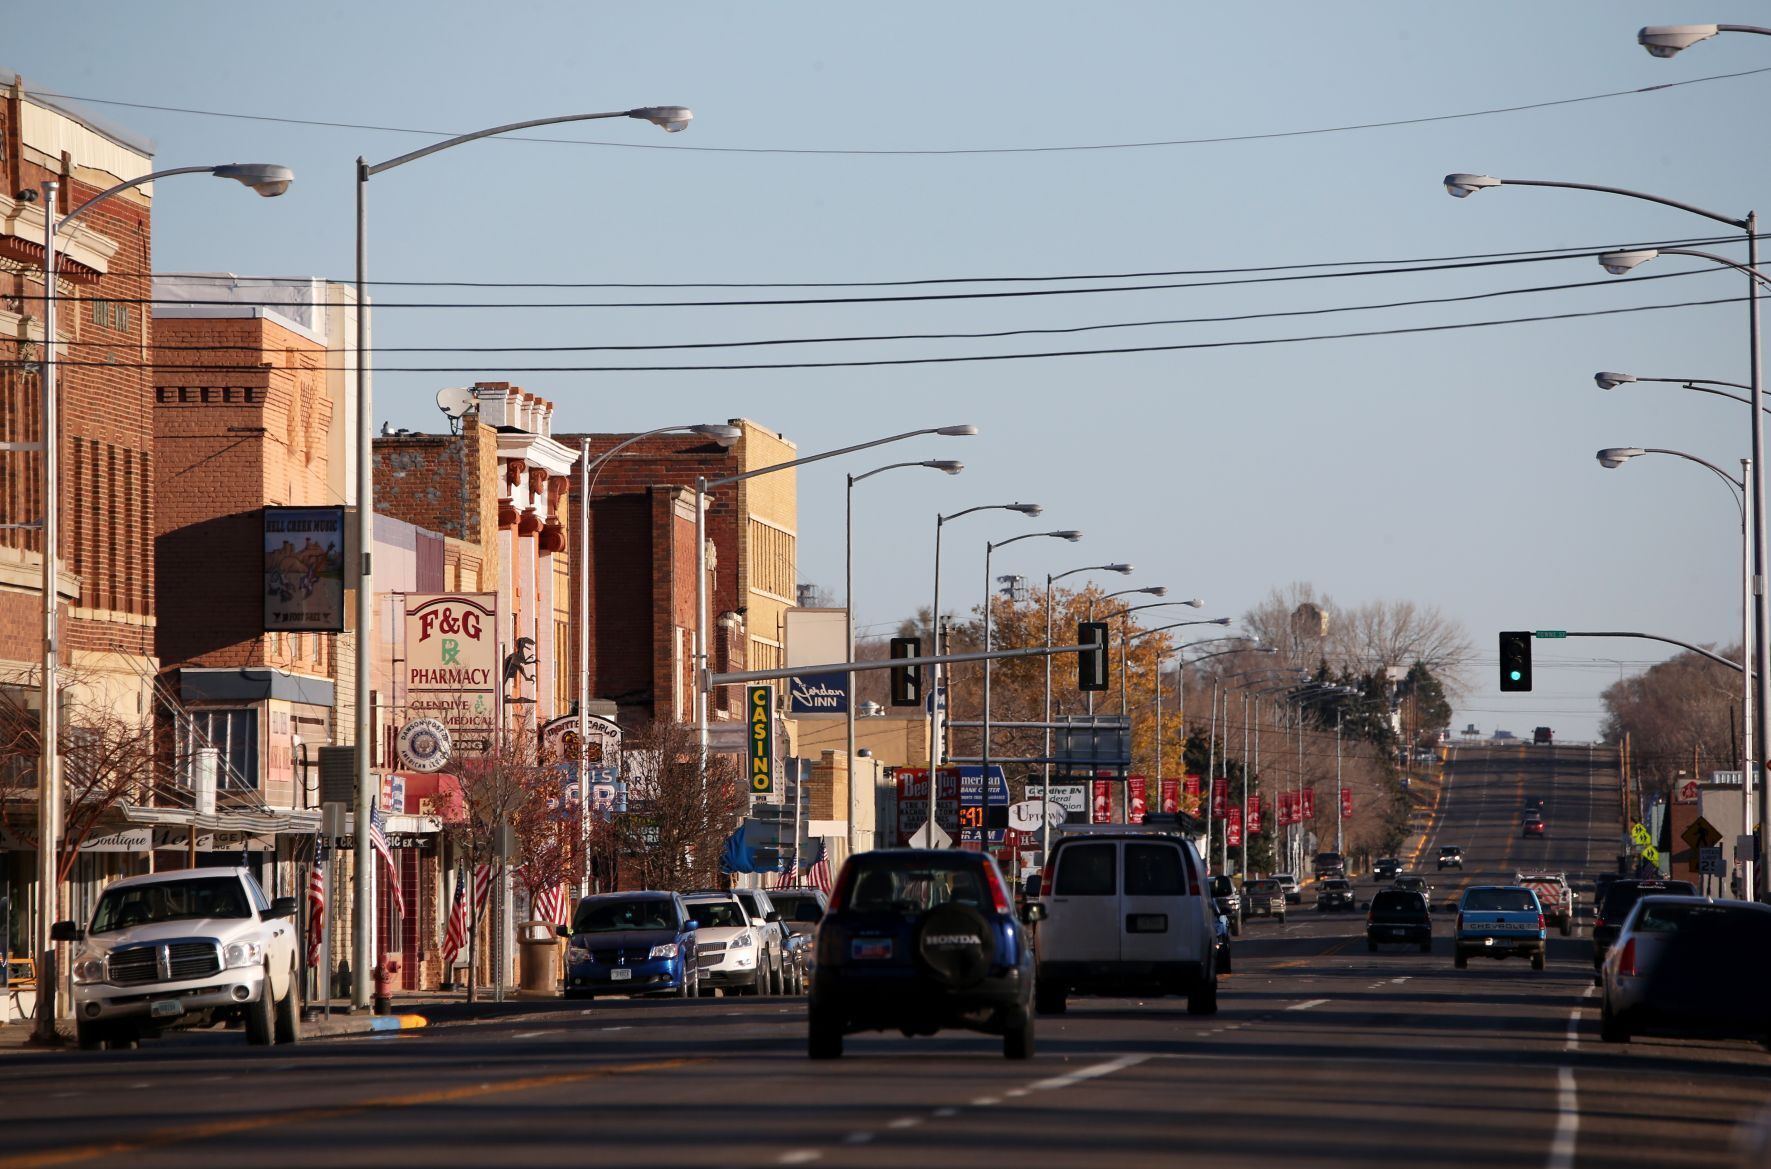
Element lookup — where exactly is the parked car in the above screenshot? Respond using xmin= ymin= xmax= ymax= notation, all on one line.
xmin=1273 ymin=872 xmax=1302 ymax=905
xmin=1208 ymin=874 xmax=1242 ymax=936
xmin=1035 ymin=825 xmax=1220 ymax=1015
xmin=682 ymin=893 xmax=769 ymax=996
xmin=1372 ymin=857 xmax=1403 ymax=883
xmin=562 ymin=892 xmax=698 ymax=998
xmin=694 ymin=887 xmax=789 ymax=995
xmin=1599 ymin=896 xmax=1771 ymax=1049
xmin=1591 ymin=878 xmax=1698 ymax=982
xmin=767 ymin=887 xmax=827 ymax=989
xmin=1516 ymin=872 xmax=1575 ymax=936
xmin=1315 ymin=878 xmax=1357 ymax=912
xmin=53 ymin=868 xmax=301 ymax=1051
xmin=1366 ymin=888 xmax=1433 ymax=953
xmin=809 ymin=848 xmax=1035 ymax=1059
xmin=1213 ymin=912 xmax=1233 ymax=974
xmin=1454 ymin=885 xmax=1546 ymax=971
xmin=1437 ymin=846 xmax=1465 ymax=871
xmin=1243 ymin=878 xmax=1287 ymax=924
xmin=1313 ymin=852 xmax=1346 ymax=880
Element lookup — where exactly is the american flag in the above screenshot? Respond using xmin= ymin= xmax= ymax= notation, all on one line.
xmin=369 ymin=799 xmax=405 ymax=915
xmin=441 ymin=864 xmax=494 ymax=969
xmin=532 ymin=883 xmax=568 ymax=926
xmin=305 ymin=855 xmax=325 ymax=968
xmin=805 ymin=842 xmax=832 ymax=896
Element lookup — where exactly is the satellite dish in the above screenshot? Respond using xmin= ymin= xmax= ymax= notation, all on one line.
xmin=435 ymin=386 xmax=476 ymax=420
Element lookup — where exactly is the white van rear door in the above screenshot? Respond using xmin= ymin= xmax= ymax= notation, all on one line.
xmin=1119 ymin=841 xmax=1204 ymax=965
xmin=1044 ymin=841 xmax=1120 ymax=962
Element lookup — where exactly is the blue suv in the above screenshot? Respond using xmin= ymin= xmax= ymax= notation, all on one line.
xmin=560 ymin=891 xmax=699 ymax=998
xmin=809 ymin=849 xmax=1036 ymax=1060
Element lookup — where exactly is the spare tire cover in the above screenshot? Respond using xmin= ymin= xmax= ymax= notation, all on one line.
xmin=914 ymin=904 xmax=997 ymax=988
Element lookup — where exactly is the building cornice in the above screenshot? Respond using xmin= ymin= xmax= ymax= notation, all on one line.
xmin=495 ymin=431 xmax=578 ymax=477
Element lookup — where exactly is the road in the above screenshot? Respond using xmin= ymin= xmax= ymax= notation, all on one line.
xmin=2 ymin=743 xmax=1766 ymax=1169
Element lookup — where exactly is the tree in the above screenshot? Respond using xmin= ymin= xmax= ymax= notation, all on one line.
xmin=1599 ymin=646 xmax=1740 ymax=791
xmin=609 ymin=719 xmax=743 ymax=891
xmin=448 ymin=725 xmax=553 ymax=1000
xmin=1241 ymin=584 xmax=1474 ymax=702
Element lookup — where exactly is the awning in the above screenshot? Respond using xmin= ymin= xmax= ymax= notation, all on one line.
xmin=120 ymin=804 xmax=322 ymax=835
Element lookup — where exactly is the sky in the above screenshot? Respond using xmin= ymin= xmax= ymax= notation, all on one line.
xmin=13 ymin=1 xmax=1771 ymax=743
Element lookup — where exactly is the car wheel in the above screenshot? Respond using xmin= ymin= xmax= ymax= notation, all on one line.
xmin=274 ymin=966 xmax=302 ymax=1045
xmin=245 ymin=971 xmax=276 ymax=1046
xmin=1003 ymin=1012 xmax=1035 ymax=1060
xmin=1187 ymin=979 xmax=1219 ymax=1016
xmin=679 ymin=968 xmax=695 ymax=998
xmin=1560 ymin=921 xmax=1572 ymax=938
xmin=808 ymin=1004 xmax=843 ymax=1059
xmin=1530 ymin=952 xmax=1546 ymax=972
xmin=76 ymin=1021 xmax=107 ymax=1051
xmin=1229 ymin=917 xmax=1241 ymax=937
xmin=1034 ymin=983 xmax=1067 ymax=1016
xmin=1454 ymin=951 xmax=1468 ymax=970
xmin=1220 ymin=949 xmax=1233 ymax=974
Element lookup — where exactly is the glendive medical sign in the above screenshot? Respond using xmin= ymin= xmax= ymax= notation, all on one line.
xmin=748 ymin=685 xmax=774 ymax=794
xmin=405 ymin=593 xmax=499 ymax=756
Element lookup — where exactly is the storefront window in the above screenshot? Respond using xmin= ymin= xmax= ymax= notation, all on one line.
xmin=191 ymin=709 xmax=259 ymax=789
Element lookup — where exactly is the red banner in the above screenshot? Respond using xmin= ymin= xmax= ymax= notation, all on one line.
xmin=1341 ymin=787 xmax=1354 ymax=818
xmin=1301 ymin=787 xmax=1316 ymax=820
xmin=1159 ymin=777 xmax=1180 ymax=814
xmin=1127 ymin=776 xmax=1148 ymax=824
xmin=1248 ymin=794 xmax=1263 ymax=836
xmin=1276 ymin=791 xmax=1290 ymax=826
xmin=1183 ymin=774 xmax=1201 ymax=798
xmin=1092 ymin=780 xmax=1114 ymax=824
xmin=1226 ymin=805 xmax=1243 ymax=847
xmin=1211 ymin=778 xmax=1228 ymax=819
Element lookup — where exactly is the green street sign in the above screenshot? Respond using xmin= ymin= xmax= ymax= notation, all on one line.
xmin=1534 ymin=630 xmax=1568 ymax=639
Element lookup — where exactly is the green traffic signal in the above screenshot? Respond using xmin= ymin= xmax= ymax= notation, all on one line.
xmin=1499 ymin=631 xmax=1532 ymax=692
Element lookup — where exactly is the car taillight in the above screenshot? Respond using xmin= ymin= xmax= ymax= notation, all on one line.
xmin=1456 ymin=912 xmax=1464 ymax=932
xmin=1040 ymin=855 xmax=1056 ymax=898
xmin=984 ymin=862 xmax=1012 ymax=915
xmin=1537 ymin=913 xmax=1545 ymax=931
xmin=1618 ymin=938 xmax=1637 ymax=977
xmin=1593 ymin=914 xmax=1604 ymax=929
xmin=825 ymin=860 xmax=857 ymax=913
xmin=1366 ymin=910 xmax=1373 ymax=924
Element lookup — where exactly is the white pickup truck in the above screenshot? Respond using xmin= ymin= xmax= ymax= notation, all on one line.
xmin=52 ymin=867 xmax=301 ymax=1050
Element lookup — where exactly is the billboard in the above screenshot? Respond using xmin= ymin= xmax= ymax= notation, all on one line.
xmin=264 ymin=506 xmax=345 ymax=631
xmin=404 ymin=593 xmax=499 ymax=755
xmin=785 ymin=608 xmax=848 ymax=716
xmin=748 ymin=685 xmax=775 ymax=794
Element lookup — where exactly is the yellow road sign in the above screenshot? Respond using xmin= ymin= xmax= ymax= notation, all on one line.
xmin=1630 ymin=823 xmax=1652 ymax=847
xmin=1680 ymin=817 xmax=1722 ymax=850
xmin=1641 ymin=845 xmax=1661 ymax=866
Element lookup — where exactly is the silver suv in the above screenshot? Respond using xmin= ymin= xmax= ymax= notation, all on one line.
xmin=53 ymin=868 xmax=300 ymax=1050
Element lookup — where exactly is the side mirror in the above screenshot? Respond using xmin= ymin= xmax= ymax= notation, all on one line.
xmin=684 ymin=920 xmax=699 ymax=932
xmin=764 ymin=911 xmax=781 ymax=924
xmin=50 ymin=920 xmax=83 ymax=943
xmin=1023 ymin=876 xmax=1042 ymax=899
xmin=750 ymin=917 xmax=766 ymax=929
xmin=1019 ymin=903 xmax=1046 ymax=924
xmin=267 ymin=897 xmax=299 ymax=920
xmin=556 ymin=924 xmax=573 ymax=938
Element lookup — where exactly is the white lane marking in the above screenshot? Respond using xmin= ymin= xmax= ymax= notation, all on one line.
xmin=1286 ymin=999 xmax=1330 ymax=1011
xmin=971 ymin=1096 xmax=1001 ymax=1107
xmin=887 ymin=1117 xmax=923 ymax=1130
xmin=1004 ymin=1088 xmax=1030 ymax=1098
xmin=1547 ymin=1067 xmax=1578 ymax=1169
xmin=1582 ymin=985 xmax=1597 ymax=999
xmin=513 ymin=1030 xmax=555 ymax=1039
xmin=779 ymin=1152 xmax=821 ymax=1165
xmin=599 ymin=1025 xmax=632 ymax=1032
xmin=1390 ymin=976 xmax=1411 ymax=984
xmin=1563 ymin=1010 xmax=1581 ymax=1052
xmin=1026 ymin=1053 xmax=1149 ymax=1093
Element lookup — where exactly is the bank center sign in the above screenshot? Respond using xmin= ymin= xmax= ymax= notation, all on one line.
xmin=405 ymin=593 xmax=499 ymax=755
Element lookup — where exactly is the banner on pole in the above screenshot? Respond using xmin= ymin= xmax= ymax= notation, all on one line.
xmin=1248 ymin=795 xmax=1262 ymax=836
xmin=1092 ymin=780 xmax=1114 ymax=824
xmin=1226 ymin=805 xmax=1243 ymax=847
xmin=1211 ymin=778 xmax=1228 ymax=820
xmin=1127 ymin=776 xmax=1148 ymax=824
xmin=1341 ymin=787 xmax=1354 ymax=817
xmin=1302 ymin=787 xmax=1316 ymax=820
xmin=1159 ymin=777 xmax=1180 ymax=815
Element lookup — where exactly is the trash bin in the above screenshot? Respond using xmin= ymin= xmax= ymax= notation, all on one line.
xmin=517 ymin=920 xmax=560 ymax=995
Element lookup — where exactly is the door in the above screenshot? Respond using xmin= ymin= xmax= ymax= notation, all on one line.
xmin=1044 ymin=841 xmax=1120 ymax=962
xmin=1120 ymin=841 xmax=1201 ymax=966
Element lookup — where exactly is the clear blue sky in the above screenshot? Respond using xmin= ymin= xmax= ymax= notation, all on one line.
xmin=15 ymin=1 xmax=1771 ymax=742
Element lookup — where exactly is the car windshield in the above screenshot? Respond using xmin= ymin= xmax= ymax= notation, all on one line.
xmin=846 ymin=858 xmax=989 ymax=914
xmin=91 ymin=877 xmax=250 ymax=933
xmin=1275 ymin=873 xmax=1296 ymax=882
xmin=770 ymin=893 xmax=821 ymax=920
xmin=684 ymin=900 xmax=747 ymax=928
xmin=1440 ymin=847 xmax=1461 ymax=856
xmin=1209 ymin=876 xmax=1235 ymax=896
xmin=1322 ymin=880 xmax=1350 ymax=891
xmin=573 ymin=899 xmax=679 ymax=933
xmin=1247 ymin=880 xmax=1279 ymax=893
xmin=1463 ymin=888 xmax=1536 ymax=913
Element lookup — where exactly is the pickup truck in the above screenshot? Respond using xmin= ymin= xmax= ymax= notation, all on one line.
xmin=1454 ymin=885 xmax=1546 ymax=971
xmin=1516 ymin=872 xmax=1575 ymax=936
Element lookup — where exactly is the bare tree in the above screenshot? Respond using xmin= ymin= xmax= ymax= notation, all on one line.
xmin=1600 ymin=646 xmax=1740 ymax=791
xmin=610 ymin=719 xmax=743 ymax=891
xmin=1241 ymin=584 xmax=1473 ymax=702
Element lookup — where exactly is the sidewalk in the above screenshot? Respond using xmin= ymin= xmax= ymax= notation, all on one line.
xmin=0 ymin=987 xmax=572 ymax=1053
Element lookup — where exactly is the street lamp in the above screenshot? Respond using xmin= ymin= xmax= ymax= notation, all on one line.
xmin=1638 ymin=23 xmax=1771 ymax=57
xmin=32 ymin=161 xmax=292 ymax=1033
xmin=927 ymin=502 xmax=1042 ymax=841
xmin=846 ymin=458 xmax=964 ymax=856
xmin=1085 ymin=590 xmax=1198 ymax=713
xmin=1445 ymin=169 xmax=1767 ymax=900
xmin=355 ymin=106 xmax=685 ymax=1009
xmin=1597 ymin=444 xmax=1753 ymax=894
xmin=981 ymin=530 xmax=1082 ymax=810
xmin=696 ymin=424 xmax=977 ymax=753
xmin=1039 ymin=563 xmax=1133 ymax=860
xmin=1595 ymin=371 xmax=1759 ymax=411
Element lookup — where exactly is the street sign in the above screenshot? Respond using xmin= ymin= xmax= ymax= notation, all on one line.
xmin=1680 ymin=817 xmax=1723 ymax=850
xmin=1641 ymin=844 xmax=1661 ymax=866
xmin=1698 ymin=847 xmax=1723 ymax=876
xmin=1534 ymin=630 xmax=1568 ymax=639
xmin=907 ymin=820 xmax=953 ymax=849
xmin=1630 ymin=823 xmax=1652 ymax=847
xmin=1674 ymin=778 xmax=1699 ymax=805
xmin=1007 ymin=800 xmax=1066 ymax=832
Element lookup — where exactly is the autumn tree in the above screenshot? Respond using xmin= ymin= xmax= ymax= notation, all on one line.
xmin=609 ymin=718 xmax=743 ymax=891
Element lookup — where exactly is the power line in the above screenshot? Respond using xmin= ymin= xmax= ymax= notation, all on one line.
xmin=73 ymin=268 xmax=1712 ymax=355
xmin=55 ymin=292 xmax=1744 ymax=374
xmin=29 ymin=66 xmax=1771 ymax=156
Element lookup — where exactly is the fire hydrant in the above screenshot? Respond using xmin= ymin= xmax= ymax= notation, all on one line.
xmin=372 ymin=957 xmax=399 ymax=1015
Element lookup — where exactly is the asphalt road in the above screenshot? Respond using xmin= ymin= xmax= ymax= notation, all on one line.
xmin=2 ymin=743 xmax=1766 ymax=1169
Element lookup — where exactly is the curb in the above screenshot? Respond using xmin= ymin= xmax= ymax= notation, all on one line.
xmin=306 ymin=1012 xmax=428 ymax=1039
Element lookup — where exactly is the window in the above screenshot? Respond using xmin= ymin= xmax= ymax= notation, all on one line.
xmin=1054 ymin=843 xmax=1116 ymax=896
xmin=190 ymin=708 xmax=259 ymax=789
xmin=1124 ymin=843 xmax=1187 ymax=896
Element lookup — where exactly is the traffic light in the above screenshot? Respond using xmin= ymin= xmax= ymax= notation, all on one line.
xmin=1499 ymin=631 xmax=1532 ymax=692
xmin=1078 ymin=621 xmax=1110 ymax=691
xmin=889 ymin=637 xmax=921 ymax=706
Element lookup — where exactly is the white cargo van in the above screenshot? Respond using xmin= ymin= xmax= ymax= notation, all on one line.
xmin=1032 ymin=825 xmax=1218 ymax=1016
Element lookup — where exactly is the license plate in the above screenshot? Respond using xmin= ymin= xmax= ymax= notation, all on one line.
xmin=150 ymin=999 xmax=184 ymax=1019
xmin=609 ymin=968 xmax=633 ymax=981
xmin=852 ymin=938 xmax=893 ymax=960
xmin=1388 ymin=928 xmax=1406 ymax=936
xmin=1127 ymin=914 xmax=1168 ymax=933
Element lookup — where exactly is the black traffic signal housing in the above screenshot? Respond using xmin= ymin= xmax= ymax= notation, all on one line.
xmin=889 ymin=637 xmax=922 ymax=706
xmin=1499 ymin=631 xmax=1532 ymax=692
xmin=1078 ymin=621 xmax=1110 ymax=691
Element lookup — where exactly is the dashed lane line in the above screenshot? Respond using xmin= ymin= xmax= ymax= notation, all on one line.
xmin=1548 ymin=1067 xmax=1579 ymax=1169
xmin=1286 ymin=999 xmax=1330 ymax=1011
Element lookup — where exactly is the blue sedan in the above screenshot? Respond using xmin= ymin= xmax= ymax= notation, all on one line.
xmin=561 ymin=891 xmax=699 ymax=998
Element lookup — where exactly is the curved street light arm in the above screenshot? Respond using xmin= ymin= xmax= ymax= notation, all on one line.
xmin=367 ymin=110 xmax=646 ymax=176
xmin=711 ymin=426 xmax=974 ymax=491
xmin=587 ymin=424 xmax=731 ymax=499
xmin=852 ymin=459 xmax=949 ymax=485
xmin=1490 ymin=177 xmax=1746 ymax=230
xmin=1130 ymin=617 xmax=1236 ymax=642
xmin=1655 ymin=248 xmax=1771 ymax=290
xmin=54 ymin=165 xmax=219 ymax=228
xmin=940 ymin=501 xmax=1037 ymax=525
xmin=1050 ymin=563 xmax=1133 ymax=585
